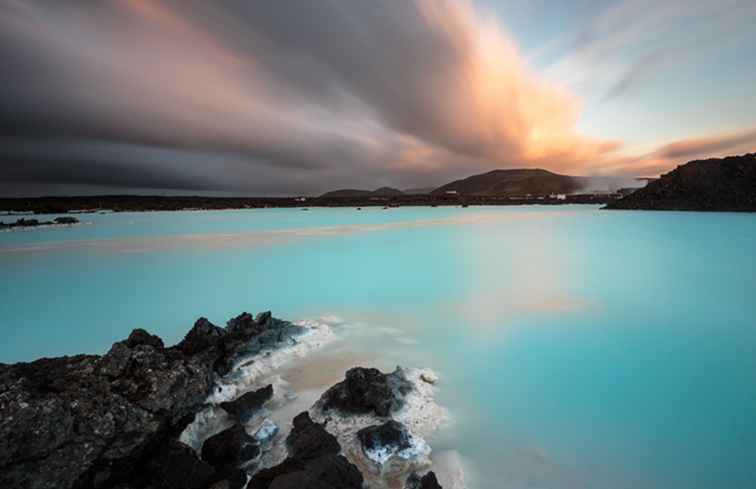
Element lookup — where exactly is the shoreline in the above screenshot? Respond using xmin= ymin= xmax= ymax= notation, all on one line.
xmin=0 ymin=311 xmax=456 ymax=489
xmin=0 ymin=193 xmax=618 ymax=215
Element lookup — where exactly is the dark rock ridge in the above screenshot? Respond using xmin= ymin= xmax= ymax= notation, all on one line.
xmin=318 ymin=367 xmax=413 ymax=417
xmin=358 ymin=420 xmax=411 ymax=455
xmin=605 ymin=153 xmax=756 ymax=212
xmin=0 ymin=216 xmax=79 ymax=229
xmin=0 ymin=311 xmax=300 ymax=489
xmin=247 ymin=412 xmax=362 ymax=489
xmin=406 ymin=471 xmax=443 ymax=489
xmin=220 ymin=385 xmax=273 ymax=422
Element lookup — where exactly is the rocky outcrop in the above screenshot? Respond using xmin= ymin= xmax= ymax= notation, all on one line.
xmin=406 ymin=471 xmax=443 ymax=489
xmin=318 ymin=367 xmax=413 ymax=417
xmin=0 ymin=216 xmax=79 ymax=229
xmin=220 ymin=385 xmax=273 ymax=422
xmin=358 ymin=421 xmax=411 ymax=459
xmin=605 ymin=153 xmax=756 ymax=212
xmin=0 ymin=311 xmax=302 ymax=489
xmin=246 ymin=412 xmax=363 ymax=489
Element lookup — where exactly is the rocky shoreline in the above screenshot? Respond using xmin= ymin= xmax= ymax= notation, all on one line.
xmin=0 ymin=311 xmax=448 ymax=489
xmin=0 ymin=216 xmax=79 ymax=230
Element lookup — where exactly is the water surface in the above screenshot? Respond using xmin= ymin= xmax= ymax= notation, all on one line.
xmin=2 ymin=206 xmax=755 ymax=489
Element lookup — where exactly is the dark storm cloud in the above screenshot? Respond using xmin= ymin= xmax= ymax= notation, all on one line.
xmin=0 ymin=0 xmax=615 ymax=196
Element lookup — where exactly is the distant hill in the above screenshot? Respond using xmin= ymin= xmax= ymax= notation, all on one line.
xmin=605 ymin=153 xmax=756 ymax=212
xmin=319 ymin=187 xmax=404 ymax=198
xmin=431 ymin=168 xmax=586 ymax=196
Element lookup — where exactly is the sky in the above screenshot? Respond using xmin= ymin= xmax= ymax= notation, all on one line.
xmin=1 ymin=0 xmax=755 ymax=196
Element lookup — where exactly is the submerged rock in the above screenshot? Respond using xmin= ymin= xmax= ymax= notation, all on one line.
xmin=220 ymin=384 xmax=273 ymax=422
xmin=406 ymin=471 xmax=443 ymax=489
xmin=318 ymin=367 xmax=413 ymax=417
xmin=253 ymin=418 xmax=279 ymax=443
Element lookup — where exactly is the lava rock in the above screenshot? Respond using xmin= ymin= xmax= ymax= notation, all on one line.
xmin=0 ymin=311 xmax=293 ymax=489
xmin=406 ymin=471 xmax=443 ymax=489
xmin=220 ymin=384 xmax=273 ymax=422
xmin=178 ymin=317 xmax=227 ymax=356
xmin=358 ymin=420 xmax=411 ymax=455
xmin=319 ymin=367 xmax=413 ymax=417
xmin=286 ymin=412 xmax=341 ymax=462
xmin=246 ymin=411 xmax=363 ymax=489
xmin=201 ymin=424 xmax=260 ymax=468
xmin=126 ymin=328 xmax=165 ymax=349
xmin=145 ymin=439 xmax=216 ymax=489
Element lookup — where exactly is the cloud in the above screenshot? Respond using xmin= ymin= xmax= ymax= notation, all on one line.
xmin=0 ymin=0 xmax=618 ymax=196
xmin=598 ymin=127 xmax=756 ymax=176
xmin=543 ymin=0 xmax=756 ymax=101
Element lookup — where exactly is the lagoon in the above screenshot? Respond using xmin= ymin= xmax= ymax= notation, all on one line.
xmin=1 ymin=206 xmax=755 ymax=489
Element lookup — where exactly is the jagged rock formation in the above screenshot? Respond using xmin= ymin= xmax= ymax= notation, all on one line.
xmin=605 ymin=153 xmax=756 ymax=212
xmin=318 ymin=367 xmax=413 ymax=417
xmin=220 ymin=385 xmax=273 ymax=422
xmin=406 ymin=471 xmax=443 ymax=489
xmin=246 ymin=412 xmax=363 ymax=489
xmin=0 ymin=311 xmax=302 ymax=489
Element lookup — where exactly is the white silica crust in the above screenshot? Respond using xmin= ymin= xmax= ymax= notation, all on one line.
xmin=207 ymin=319 xmax=336 ymax=405
xmin=180 ymin=319 xmax=336 ymax=451
xmin=310 ymin=367 xmax=452 ymax=489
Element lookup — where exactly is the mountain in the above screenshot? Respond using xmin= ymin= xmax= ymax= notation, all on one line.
xmin=605 ymin=153 xmax=756 ymax=212
xmin=319 ymin=187 xmax=404 ymax=198
xmin=430 ymin=168 xmax=586 ymax=196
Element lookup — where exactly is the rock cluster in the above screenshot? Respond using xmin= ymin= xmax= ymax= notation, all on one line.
xmin=0 ymin=311 xmax=299 ymax=489
xmin=318 ymin=366 xmax=413 ymax=417
xmin=0 ymin=315 xmax=445 ymax=489
xmin=247 ymin=412 xmax=362 ymax=489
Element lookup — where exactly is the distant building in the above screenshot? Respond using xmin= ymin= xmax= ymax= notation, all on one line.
xmin=445 ymin=190 xmax=458 ymax=195
xmin=549 ymin=193 xmax=567 ymax=200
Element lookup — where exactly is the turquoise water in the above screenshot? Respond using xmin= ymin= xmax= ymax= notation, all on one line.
xmin=2 ymin=206 xmax=755 ymax=488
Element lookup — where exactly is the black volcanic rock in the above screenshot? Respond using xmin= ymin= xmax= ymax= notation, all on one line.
xmin=0 ymin=311 xmax=296 ymax=489
xmin=246 ymin=412 xmax=362 ymax=489
xmin=126 ymin=327 xmax=165 ymax=349
xmin=146 ymin=439 xmax=216 ymax=489
xmin=319 ymin=367 xmax=413 ymax=417
xmin=431 ymin=168 xmax=585 ymax=196
xmin=286 ymin=412 xmax=341 ymax=462
xmin=406 ymin=471 xmax=443 ymax=489
xmin=605 ymin=153 xmax=756 ymax=212
xmin=220 ymin=384 xmax=273 ymax=422
xmin=201 ymin=424 xmax=260 ymax=468
xmin=358 ymin=420 xmax=411 ymax=455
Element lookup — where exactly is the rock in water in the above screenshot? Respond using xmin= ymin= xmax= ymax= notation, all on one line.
xmin=246 ymin=411 xmax=364 ymax=489
xmin=220 ymin=384 xmax=274 ymax=422
xmin=358 ymin=420 xmax=412 ymax=463
xmin=201 ymin=424 xmax=261 ymax=468
xmin=286 ymin=412 xmax=341 ymax=461
xmin=406 ymin=471 xmax=443 ymax=489
xmin=318 ymin=367 xmax=413 ymax=417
